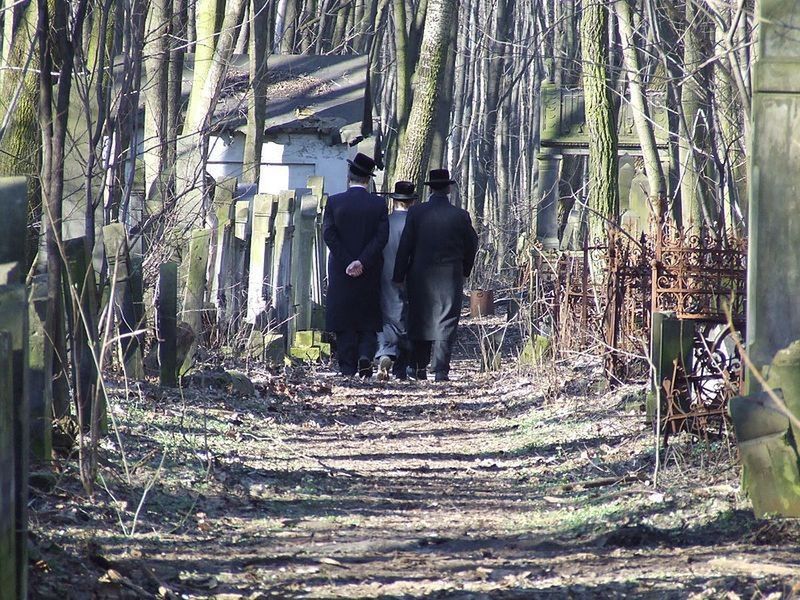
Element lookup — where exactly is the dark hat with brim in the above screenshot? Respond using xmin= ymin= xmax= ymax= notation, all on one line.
xmin=348 ymin=152 xmax=377 ymax=177
xmin=389 ymin=180 xmax=417 ymax=201
xmin=424 ymin=168 xmax=456 ymax=186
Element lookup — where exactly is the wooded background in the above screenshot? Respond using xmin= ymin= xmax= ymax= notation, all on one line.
xmin=0 ymin=0 xmax=754 ymax=482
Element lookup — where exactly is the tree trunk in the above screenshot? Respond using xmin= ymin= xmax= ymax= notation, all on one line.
xmin=185 ymin=0 xmax=219 ymax=126
xmin=242 ymin=0 xmax=269 ymax=185
xmin=474 ymin=0 xmax=509 ymax=228
xmin=393 ymin=0 xmax=410 ymax=138
xmin=580 ymin=0 xmax=618 ymax=245
xmin=393 ymin=0 xmax=457 ymax=187
xmin=615 ymin=0 xmax=665 ymax=218
xmin=176 ymin=0 xmax=247 ymax=224
xmin=143 ymin=0 xmax=171 ymax=213
xmin=679 ymin=1 xmax=711 ymax=228
xmin=428 ymin=5 xmax=458 ymax=175
xmin=0 ymin=0 xmax=40 ymax=267
xmin=167 ymin=0 xmax=187 ymax=192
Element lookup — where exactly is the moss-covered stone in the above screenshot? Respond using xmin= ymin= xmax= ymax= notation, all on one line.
xmin=290 ymin=346 xmax=321 ymax=362
xmin=730 ymin=390 xmax=800 ymax=518
xmin=519 ymin=334 xmax=551 ymax=366
xmin=226 ymin=370 xmax=256 ymax=397
xmin=264 ymin=333 xmax=285 ymax=364
xmin=246 ymin=330 xmax=265 ymax=360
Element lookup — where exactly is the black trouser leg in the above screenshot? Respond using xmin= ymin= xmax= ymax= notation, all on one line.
xmin=430 ymin=339 xmax=453 ymax=376
xmin=357 ymin=331 xmax=377 ymax=362
xmin=412 ymin=341 xmax=432 ymax=377
xmin=393 ymin=335 xmax=413 ymax=378
xmin=357 ymin=331 xmax=377 ymax=377
xmin=336 ymin=330 xmax=358 ymax=375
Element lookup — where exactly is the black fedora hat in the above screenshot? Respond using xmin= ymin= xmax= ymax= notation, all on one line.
xmin=389 ymin=181 xmax=417 ymax=201
xmin=423 ymin=168 xmax=456 ymax=186
xmin=347 ymin=152 xmax=377 ymax=177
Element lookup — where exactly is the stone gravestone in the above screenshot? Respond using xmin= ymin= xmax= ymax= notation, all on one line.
xmin=0 ymin=176 xmax=29 ymax=599
xmin=247 ymin=194 xmax=277 ymax=326
xmin=210 ymin=178 xmax=237 ymax=329
xmin=180 ymin=229 xmax=211 ymax=374
xmin=0 ymin=331 xmax=16 ymax=598
xmin=270 ymin=192 xmax=296 ymax=338
xmin=311 ymin=192 xmax=328 ymax=330
xmin=0 ymin=283 xmax=28 ymax=600
xmin=157 ymin=263 xmax=178 ymax=387
xmin=728 ymin=0 xmax=800 ymax=517
xmin=289 ymin=190 xmax=316 ymax=344
xmin=103 ymin=223 xmax=144 ymax=379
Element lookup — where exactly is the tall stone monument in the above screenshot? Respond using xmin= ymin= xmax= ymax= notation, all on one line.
xmin=730 ymin=0 xmax=800 ymax=517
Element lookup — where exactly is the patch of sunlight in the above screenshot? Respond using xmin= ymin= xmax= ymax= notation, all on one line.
xmin=508 ymin=495 xmax=640 ymax=535
xmin=500 ymin=410 xmax=598 ymax=457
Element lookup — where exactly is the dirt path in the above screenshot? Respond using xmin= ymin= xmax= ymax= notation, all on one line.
xmin=28 ymin=323 xmax=800 ymax=599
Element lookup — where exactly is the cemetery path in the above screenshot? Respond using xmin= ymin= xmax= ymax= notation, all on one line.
xmin=28 ymin=321 xmax=800 ymax=599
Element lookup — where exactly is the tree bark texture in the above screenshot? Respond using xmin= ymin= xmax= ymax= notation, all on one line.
xmin=580 ymin=0 xmax=618 ymax=244
xmin=393 ymin=0 xmax=457 ymax=188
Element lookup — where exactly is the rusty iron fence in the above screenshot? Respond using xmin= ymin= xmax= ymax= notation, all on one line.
xmin=526 ymin=223 xmax=747 ymax=440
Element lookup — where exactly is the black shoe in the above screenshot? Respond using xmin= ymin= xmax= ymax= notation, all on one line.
xmin=358 ymin=356 xmax=373 ymax=378
xmin=405 ymin=366 xmax=427 ymax=380
xmin=434 ymin=372 xmax=449 ymax=382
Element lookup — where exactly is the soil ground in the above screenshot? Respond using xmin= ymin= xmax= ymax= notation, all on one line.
xmin=27 ymin=317 xmax=800 ymax=599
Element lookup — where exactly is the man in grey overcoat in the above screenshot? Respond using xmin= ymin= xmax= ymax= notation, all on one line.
xmin=392 ymin=169 xmax=479 ymax=381
xmin=323 ymin=153 xmax=389 ymax=378
xmin=375 ymin=181 xmax=418 ymax=380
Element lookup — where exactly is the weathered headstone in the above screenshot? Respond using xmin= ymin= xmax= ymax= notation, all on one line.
xmin=0 ymin=282 xmax=28 ymax=600
xmin=246 ymin=329 xmax=265 ymax=360
xmin=265 ymin=334 xmax=285 ymax=363
xmin=745 ymin=1 xmax=800 ymax=379
xmin=0 ymin=331 xmax=16 ymax=599
xmin=247 ymin=194 xmax=277 ymax=325
xmin=270 ymin=191 xmax=295 ymax=336
xmin=64 ymin=237 xmax=99 ymax=429
xmin=535 ymin=149 xmax=562 ymax=250
xmin=27 ymin=274 xmax=49 ymax=461
xmin=728 ymin=0 xmax=800 ymax=517
xmin=290 ymin=329 xmax=330 ymax=362
xmin=648 ymin=312 xmax=694 ymax=426
xmin=307 ymin=175 xmax=324 ymax=200
xmin=210 ymin=178 xmax=237 ymax=327
xmin=157 ymin=263 xmax=178 ymax=387
xmin=626 ymin=169 xmax=650 ymax=237
xmin=311 ymin=193 xmax=328 ymax=330
xmin=289 ymin=192 xmax=318 ymax=340
xmin=103 ymin=223 xmax=144 ymax=379
xmin=0 ymin=177 xmax=27 ymax=280
xmin=180 ymin=229 xmax=211 ymax=374
xmin=232 ymin=198 xmax=252 ymax=323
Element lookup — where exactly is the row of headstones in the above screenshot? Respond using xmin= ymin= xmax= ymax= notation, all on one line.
xmin=119 ymin=173 xmax=331 ymax=387
xmin=0 ymin=180 xmax=150 ymax=599
xmin=241 ymin=175 xmax=331 ymax=365
xmin=0 ymin=173 xmax=331 ymax=598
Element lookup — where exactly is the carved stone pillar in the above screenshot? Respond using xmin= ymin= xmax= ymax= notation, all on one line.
xmin=535 ymin=149 xmax=562 ymax=250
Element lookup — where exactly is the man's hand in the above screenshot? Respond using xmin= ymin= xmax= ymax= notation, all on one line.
xmin=346 ymin=260 xmax=364 ymax=277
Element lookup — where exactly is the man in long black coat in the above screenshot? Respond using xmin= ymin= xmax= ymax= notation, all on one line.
xmin=323 ymin=153 xmax=389 ymax=377
xmin=392 ymin=169 xmax=479 ymax=381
